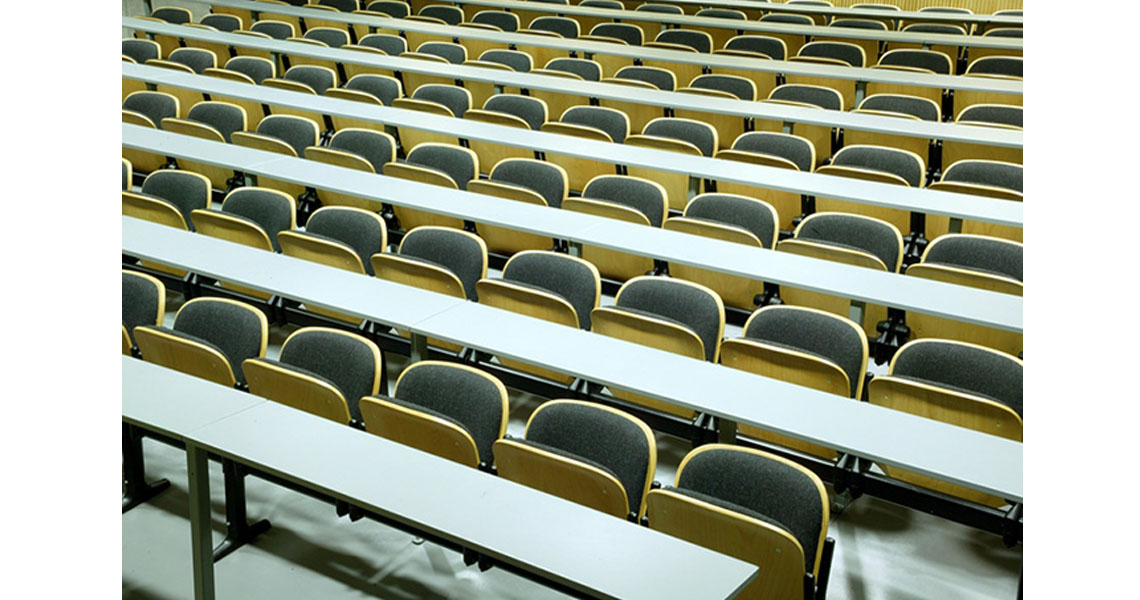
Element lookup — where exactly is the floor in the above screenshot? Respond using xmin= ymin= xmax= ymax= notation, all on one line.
xmin=122 ymin=1 xmax=1021 ymax=597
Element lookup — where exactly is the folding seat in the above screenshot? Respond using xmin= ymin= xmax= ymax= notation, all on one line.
xmin=135 ymin=298 xmax=269 ymax=388
xmin=720 ymin=35 xmax=786 ymax=60
xmin=142 ymin=49 xmax=216 ymax=119
xmin=477 ymin=49 xmax=533 ymax=73
xmin=786 ymin=0 xmax=833 ymax=25
xmin=122 ymin=39 xmax=161 ymax=66
xmin=244 ymin=328 xmax=383 ymax=424
xmin=721 ymin=305 xmax=867 ymax=456
xmin=607 ymin=65 xmax=675 ymax=91
xmin=470 ymin=10 xmax=520 ymax=32
xmin=776 ymin=212 xmax=902 ymax=336
xmin=315 ymin=0 xmax=360 ymax=11
xmin=637 ymin=3 xmax=682 ymax=14
xmin=228 ymin=114 xmax=320 ymax=202
xmin=595 ymin=67 xmax=670 ymax=134
xmin=675 ymin=74 xmax=755 ymax=151
xmin=128 ymin=170 xmax=212 ymax=230
xmin=541 ymin=106 xmax=629 ymax=192
xmin=458 ymin=94 xmax=544 ymax=171
xmin=756 ymin=84 xmax=843 ymax=166
xmin=540 ymin=57 xmax=603 ymax=82
xmin=886 ymin=23 xmax=965 ymax=71
xmin=580 ymin=0 xmax=622 ymax=7
xmin=529 ymin=16 xmax=581 ymax=39
xmin=200 ymin=13 xmax=243 ymax=33
xmin=969 ymin=28 xmax=1024 ymax=61
xmin=365 ymin=1 xmax=410 ymax=18
xmin=691 ymin=9 xmax=746 ymax=49
xmin=785 ymin=41 xmax=865 ymax=110
xmin=591 ymin=276 xmax=725 ymax=417
xmin=383 ymin=144 xmax=479 ymax=230
xmin=476 ymin=251 xmax=600 ymax=383
xmin=814 ymin=144 xmax=925 ymax=236
xmin=160 ymin=47 xmax=219 ymax=75
xmin=122 ymin=270 xmax=165 ymax=355
xmin=757 ymin=13 xmax=813 ymax=56
xmin=162 ymin=101 xmax=250 ymax=190
xmin=958 ymin=103 xmax=1024 ymax=126
xmin=300 ymin=2 xmax=357 ymax=31
xmin=847 ymin=94 xmax=939 ymax=167
xmin=248 ymin=19 xmax=296 ymax=40
xmin=966 ymin=55 xmax=1023 ymax=79
xmin=262 ymin=65 xmax=338 ymax=129
xmin=863 ymin=48 xmax=955 ymax=108
xmin=850 ymin=3 xmax=901 ymax=27
xmin=663 ymin=193 xmax=779 ymax=310
xmin=122 ymin=159 xmax=133 ymax=191
xmin=469 ymin=158 xmax=567 ymax=254
xmin=414 ymin=5 xmax=464 ymax=26
xmin=301 ymin=27 xmax=350 ymax=48
xmin=326 ymin=72 xmax=403 ymax=119
xmin=359 ymin=361 xmax=508 ymax=468
xmin=905 ymin=6 xmax=974 ymax=32
xmin=589 ymin=23 xmax=644 ymax=46
xmin=625 ymin=117 xmax=717 ymax=210
xmin=646 ymin=444 xmax=835 ymax=600
xmin=822 ymin=18 xmax=886 ymax=61
xmin=305 ymin=128 xmax=398 ymax=211
xmin=652 ymin=29 xmax=714 ymax=54
xmin=926 ymin=160 xmax=1022 ymax=242
xmin=352 ymin=32 xmax=408 ymax=59
xmin=190 ymin=189 xmax=297 ymax=299
xmin=905 ymin=234 xmax=1022 ymax=355
xmin=564 ymin=176 xmax=667 ymax=281
xmin=211 ymin=56 xmax=276 ymax=85
xmin=954 ymin=56 xmax=1023 ymax=111
xmin=944 ymin=103 xmax=1023 ymax=168
xmin=397 ymin=42 xmax=467 ymax=94
xmin=249 ymin=3 xmax=304 ymax=33
xmin=122 ymin=91 xmax=180 ymax=173
xmin=714 ymin=132 xmax=815 ymax=230
xmin=389 ymin=84 xmax=470 ymax=150
xmin=146 ymin=7 xmax=194 ymax=57
xmin=495 ymin=400 xmax=656 ymax=519
xmin=868 ymin=338 xmax=1022 ymax=506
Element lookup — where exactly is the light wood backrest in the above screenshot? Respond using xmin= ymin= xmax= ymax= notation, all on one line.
xmin=242 ymin=358 xmax=353 ymax=424
xmin=360 ymin=396 xmax=482 ymax=467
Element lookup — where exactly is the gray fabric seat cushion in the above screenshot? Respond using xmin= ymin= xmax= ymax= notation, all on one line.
xmin=122 ymin=274 xmax=161 ymax=340
xmin=656 ymin=29 xmax=712 ymax=53
xmin=615 ymin=66 xmax=673 ymax=90
xmin=285 ymin=66 xmax=335 ymax=95
xmin=258 ymin=116 xmax=318 ymax=156
xmin=392 ymin=363 xmax=506 ymax=465
xmin=279 ymin=331 xmax=380 ymax=422
xmin=318 ymin=0 xmax=359 ymax=11
xmin=861 ymin=95 xmax=939 ymax=121
xmin=957 ymin=105 xmax=1022 ymax=128
xmin=418 ymin=42 xmax=466 ymax=64
xmin=697 ymin=8 xmax=746 ymax=19
xmin=413 ymin=84 xmax=470 ymax=117
xmin=419 ymin=5 xmax=463 ymax=25
xmin=677 ymin=448 xmax=823 ymax=572
xmin=892 ymin=341 xmax=1022 ymax=416
xmin=744 ymin=307 xmax=864 ymax=397
xmin=358 ymin=33 xmax=408 ymax=57
xmin=223 ymin=189 xmax=294 ymax=251
xmin=330 ymin=129 xmax=395 ymax=172
xmin=732 ymin=132 xmax=814 ymax=172
xmin=797 ymin=214 xmax=900 ymax=271
xmin=305 ymin=209 xmax=386 ymax=274
xmin=690 ymin=74 xmax=755 ymax=101
xmin=923 ymin=236 xmax=1022 ymax=281
xmin=904 ymin=23 xmax=965 ymax=35
xmin=188 ymin=103 xmax=245 ymax=142
xmin=879 ymin=49 xmax=951 ymax=74
xmin=123 ymin=39 xmax=160 ymax=64
xmin=174 ymin=301 xmax=266 ymax=385
xmin=562 ymin=106 xmax=628 ymax=143
xmin=169 ymin=49 xmax=215 ymax=74
xmin=367 ymin=1 xmax=410 ymax=18
xmin=638 ymin=4 xmax=684 ymax=14
xmin=833 ymin=146 xmax=923 ymax=187
xmin=546 ymin=58 xmax=601 ymax=81
xmin=123 ymin=92 xmax=179 ymax=130
xmin=200 ymin=14 xmax=242 ymax=32
xmin=582 ymin=176 xmax=665 ymax=227
xmin=830 ymin=18 xmax=888 ymax=31
xmin=152 ymin=7 xmax=191 ymax=24
xmin=530 ymin=16 xmax=579 ymax=38
xmin=305 ymin=28 xmax=349 ymax=48
xmin=760 ymin=14 xmax=814 ymax=25
xmin=617 ymin=279 xmax=721 ymax=362
xmin=492 ymin=160 xmax=565 ymax=208
xmin=480 ymin=50 xmax=532 ymax=73
xmin=580 ymin=0 xmax=622 ymax=7
xmin=251 ymin=21 xmax=294 ymax=39
xmin=943 ymin=160 xmax=1022 ymax=192
xmin=406 ymin=146 xmax=475 ymax=189
xmin=344 ymin=74 xmax=402 ymax=106
xmin=400 ymin=229 xmax=484 ymax=300
xmin=473 ymin=11 xmax=519 ymax=32
xmin=643 ymin=119 xmax=717 ymax=157
xmin=226 ymin=57 xmax=275 ymax=84
xmin=969 ymin=57 xmax=1022 ymax=77
xmin=686 ymin=194 xmax=778 ymax=249
xmin=725 ymin=35 xmax=787 ymax=60
xmin=504 ymin=253 xmax=598 ymax=329
xmin=798 ymin=42 xmax=865 ymax=67
xmin=526 ymin=402 xmax=652 ymax=516
xmin=140 ymin=171 xmax=210 ymax=228
xmin=484 ymin=95 xmax=546 ymax=129
xmin=591 ymin=23 xmax=643 ymax=46
xmin=770 ymin=85 xmax=843 ymax=111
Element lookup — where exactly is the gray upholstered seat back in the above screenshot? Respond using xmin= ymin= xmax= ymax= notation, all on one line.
xmin=393 ymin=363 xmax=505 ymax=464
xmin=689 ymin=74 xmax=755 ymax=101
xmin=306 ymin=207 xmax=387 ymax=273
xmin=367 ymin=1 xmax=410 ymax=18
xmin=725 ymin=35 xmax=786 ymax=60
xmin=878 ymin=49 xmax=952 ymax=74
xmin=413 ymin=84 xmax=470 ymax=117
xmin=969 ymin=56 xmax=1023 ymax=77
xmin=317 ymin=0 xmax=359 ymax=11
xmin=531 ymin=0 xmax=568 ymax=4
xmin=798 ymin=41 xmax=865 ymax=67
xmin=833 ymin=146 xmax=923 ymax=187
xmin=797 ymin=213 xmax=901 ymax=271
xmin=419 ymin=5 xmax=464 ymax=26
xmin=358 ymin=33 xmax=408 ymax=56
xmin=614 ymin=66 xmax=673 ymax=91
xmin=140 ymin=171 xmax=211 ymax=227
xmin=526 ymin=402 xmax=652 ymax=516
xmin=855 ymin=3 xmax=900 ymax=12
xmin=656 ymin=29 xmax=712 ymax=53
xmin=222 ymin=188 xmax=294 ymax=251
xmin=492 ymin=160 xmax=566 ymax=208
xmin=591 ymin=23 xmax=643 ymax=46
xmin=226 ymin=57 xmax=275 ymax=84
xmin=958 ymin=104 xmax=1022 ymax=128
xmin=416 ymin=41 xmax=467 ymax=64
xmin=504 ymin=252 xmax=599 ymax=329
xmin=399 ymin=228 xmax=485 ymax=300
xmin=677 ymin=447 xmax=824 ymax=572
xmin=546 ymin=58 xmax=602 ymax=81
xmin=919 ymin=6 xmax=969 ymax=14
xmin=530 ymin=16 xmax=581 ymax=38
xmin=732 ymin=132 xmax=814 ymax=172
xmin=581 ymin=0 xmax=622 ymax=7
xmin=744 ymin=306 xmax=864 ymax=397
xmin=168 ymin=48 xmax=216 ymax=74
xmin=123 ymin=273 xmax=162 ymax=336
xmin=187 ymin=102 xmax=245 ymax=142
xmin=903 ymin=23 xmax=965 ymax=35
xmin=284 ymin=65 xmax=336 ymax=95
xmin=617 ymin=278 xmax=722 ymax=361
xmin=200 ymin=14 xmax=242 ymax=32
xmin=175 ymin=300 xmax=265 ymax=385
xmin=304 ymin=28 xmax=349 ymax=48
xmin=258 ymin=115 xmax=319 ymax=156
xmin=406 ymin=145 xmax=476 ymax=189
xmin=923 ymin=235 xmax=1022 ymax=281
xmin=562 ymin=106 xmax=628 ymax=143
xmin=892 ymin=341 xmax=1022 ymax=416
xmin=637 ymin=3 xmax=683 ymax=14
xmin=472 ymin=10 xmax=520 ymax=32
xmin=831 ymin=18 xmax=888 ymax=30
xmin=582 ymin=176 xmax=666 ymax=227
xmin=643 ymin=118 xmax=717 ymax=157
xmin=685 ymin=194 xmax=778 ymax=249
xmin=483 ymin=94 xmax=546 ymax=130
xmin=279 ymin=330 xmax=379 ymax=421
xmin=985 ymin=28 xmax=1022 ymax=38
xmin=329 ymin=129 xmax=395 ymax=172
xmin=943 ymin=160 xmax=1022 ymax=192
xmin=123 ymin=92 xmax=179 ymax=129
xmin=480 ymin=50 xmax=533 ymax=73
xmin=123 ymin=39 xmax=160 ymax=64
xmin=152 ymin=7 xmax=191 ymax=24
xmin=769 ymin=85 xmax=843 ymax=111
xmin=760 ymin=14 xmax=814 ymax=25
xmin=860 ymin=94 xmax=939 ymax=121
xmin=250 ymin=20 xmax=294 ymax=40
xmin=344 ymin=74 xmax=402 ymax=106
xmin=697 ymin=8 xmax=746 ymax=19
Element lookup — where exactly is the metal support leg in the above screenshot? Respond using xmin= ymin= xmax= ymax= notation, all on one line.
xmin=122 ymin=423 xmax=170 ymax=513
xmin=409 ymin=332 xmax=429 ymax=363
xmin=567 ymin=241 xmax=583 ymax=258
xmin=854 ymin=80 xmax=867 ymax=107
xmin=949 ymin=217 xmax=964 ymax=234
xmin=716 ymin=416 xmax=737 ymax=445
xmin=212 ymin=459 xmax=271 ymax=562
xmin=848 ymin=301 xmax=866 ymax=328
xmin=186 ymin=444 xmax=216 ymax=600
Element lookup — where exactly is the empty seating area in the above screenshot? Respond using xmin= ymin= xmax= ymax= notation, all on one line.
xmin=116 ymin=1 xmax=1035 ymax=599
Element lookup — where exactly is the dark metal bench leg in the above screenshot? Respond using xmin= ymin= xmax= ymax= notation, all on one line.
xmin=122 ymin=423 xmax=170 ymax=513
xmin=212 ymin=458 xmax=271 ymax=562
